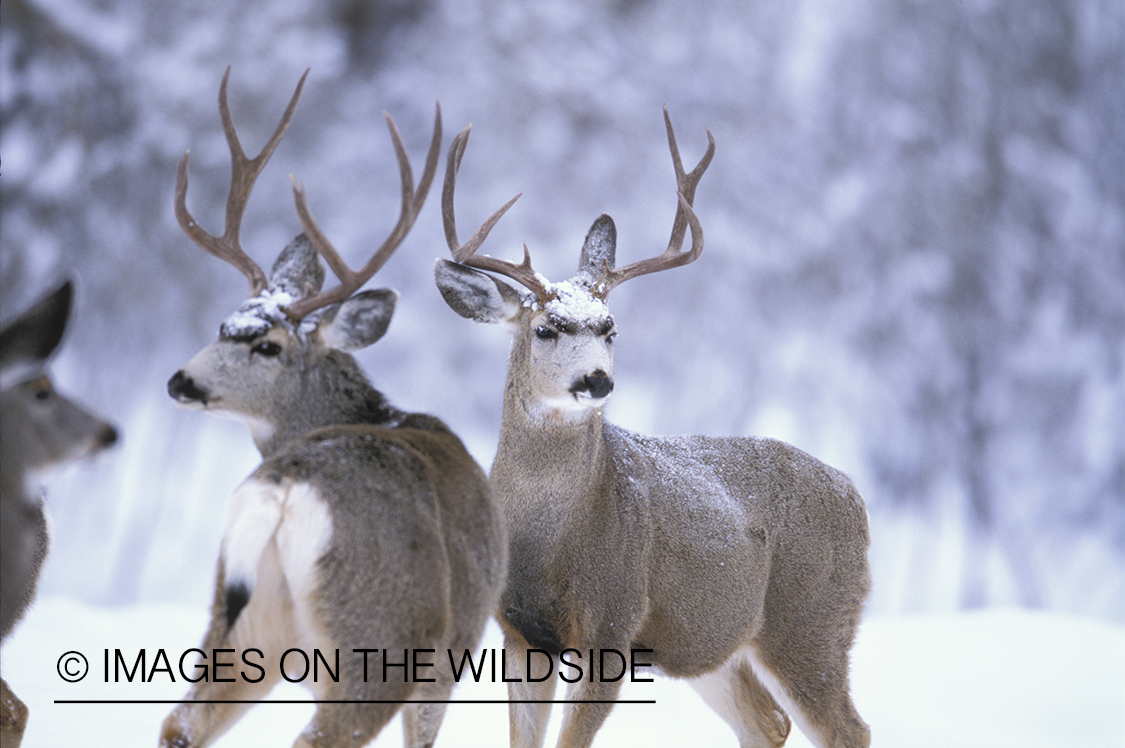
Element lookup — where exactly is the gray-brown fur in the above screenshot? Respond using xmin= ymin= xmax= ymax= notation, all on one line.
xmin=1 ymin=281 xmax=118 ymax=748
xmin=164 ymin=419 xmax=504 ymax=748
xmin=434 ymin=114 xmax=870 ymax=747
xmin=163 ymin=245 xmax=507 ymax=747
xmin=162 ymin=78 xmax=504 ymax=747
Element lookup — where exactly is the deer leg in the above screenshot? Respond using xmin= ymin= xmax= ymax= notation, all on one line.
xmin=503 ymin=632 xmax=557 ymax=748
xmin=688 ymin=657 xmax=791 ymax=748
xmin=552 ymin=674 xmax=624 ymax=748
xmin=747 ymin=644 xmax=869 ymax=748
xmin=161 ymin=545 xmax=293 ymax=747
xmin=290 ymin=701 xmax=400 ymax=748
xmin=401 ymin=673 xmax=457 ymax=748
xmin=401 ymin=701 xmax=449 ymax=748
xmin=1 ymin=677 xmax=28 ymax=748
xmin=551 ymin=633 xmax=644 ymax=748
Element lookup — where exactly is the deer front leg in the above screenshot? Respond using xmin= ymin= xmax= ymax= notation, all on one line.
xmin=553 ymin=669 xmax=625 ymax=748
xmin=504 ymin=632 xmax=557 ymax=748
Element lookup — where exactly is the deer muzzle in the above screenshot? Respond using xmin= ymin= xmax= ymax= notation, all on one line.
xmin=570 ymin=370 xmax=614 ymax=400
xmin=167 ymin=370 xmax=209 ymax=405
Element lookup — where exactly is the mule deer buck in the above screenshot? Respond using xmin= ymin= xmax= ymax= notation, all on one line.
xmin=1 ymin=280 xmax=118 ymax=747
xmin=161 ymin=70 xmax=505 ymax=748
xmin=434 ymin=114 xmax=871 ymax=748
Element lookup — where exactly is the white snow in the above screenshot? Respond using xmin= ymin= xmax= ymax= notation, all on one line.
xmin=219 ymin=288 xmax=298 ymax=339
xmin=544 ymin=280 xmax=610 ymax=326
xmin=3 ymin=596 xmax=1121 ymax=747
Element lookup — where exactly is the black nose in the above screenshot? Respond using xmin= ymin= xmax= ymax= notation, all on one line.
xmin=168 ymin=370 xmax=207 ymax=404
xmin=580 ymin=371 xmax=614 ymax=400
xmin=99 ymin=424 xmax=119 ymax=447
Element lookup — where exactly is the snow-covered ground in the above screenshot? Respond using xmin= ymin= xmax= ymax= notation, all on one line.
xmin=4 ymin=596 xmax=1122 ymax=747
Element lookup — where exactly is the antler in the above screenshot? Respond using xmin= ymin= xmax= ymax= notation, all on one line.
xmin=282 ymin=103 xmax=443 ymax=321
xmin=175 ymin=67 xmax=308 ymax=296
xmin=442 ymin=125 xmax=555 ymax=305
xmin=592 ymin=107 xmax=714 ymax=298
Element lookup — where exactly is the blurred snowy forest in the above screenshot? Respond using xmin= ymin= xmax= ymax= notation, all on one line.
xmin=2 ymin=0 xmax=1123 ymax=622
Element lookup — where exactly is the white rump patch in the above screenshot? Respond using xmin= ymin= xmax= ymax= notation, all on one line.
xmin=222 ymin=479 xmax=333 ymax=600
xmin=274 ymin=483 xmax=334 ymax=603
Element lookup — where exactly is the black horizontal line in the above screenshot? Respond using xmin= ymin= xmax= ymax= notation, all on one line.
xmin=54 ymin=699 xmax=656 ymax=705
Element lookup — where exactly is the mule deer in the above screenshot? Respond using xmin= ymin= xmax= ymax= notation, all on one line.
xmin=434 ymin=114 xmax=871 ymax=748
xmin=161 ymin=70 xmax=505 ymax=748
xmin=1 ymin=280 xmax=118 ymax=747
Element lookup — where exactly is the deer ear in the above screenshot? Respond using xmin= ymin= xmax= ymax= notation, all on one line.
xmin=316 ymin=288 xmax=397 ymax=351
xmin=0 ymin=280 xmax=72 ymax=371
xmin=269 ymin=234 xmax=325 ymax=297
xmin=434 ymin=259 xmax=523 ymax=326
xmin=577 ymin=214 xmax=616 ymax=279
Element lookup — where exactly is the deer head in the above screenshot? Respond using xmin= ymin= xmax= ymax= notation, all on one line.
xmin=1 ymin=281 xmax=118 ymax=483
xmin=435 ymin=109 xmax=713 ymax=422
xmin=167 ymin=69 xmax=441 ymax=453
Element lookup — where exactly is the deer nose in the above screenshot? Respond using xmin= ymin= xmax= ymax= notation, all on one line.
xmin=99 ymin=424 xmax=119 ymax=447
xmin=168 ymin=370 xmax=208 ymax=404
xmin=581 ymin=370 xmax=614 ymax=400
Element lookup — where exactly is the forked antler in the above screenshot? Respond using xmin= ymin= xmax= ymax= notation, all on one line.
xmin=592 ymin=107 xmax=714 ymax=298
xmin=442 ymin=112 xmax=713 ymax=304
xmin=442 ymin=125 xmax=556 ymax=305
xmin=175 ymin=67 xmax=308 ymax=296
xmin=284 ymin=104 xmax=443 ymax=321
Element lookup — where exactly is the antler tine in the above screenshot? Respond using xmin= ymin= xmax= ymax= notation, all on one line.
xmin=283 ymin=102 xmax=444 ymax=322
xmin=594 ymin=107 xmax=715 ymax=297
xmin=175 ymin=66 xmax=308 ymax=296
xmin=443 ymin=125 xmax=554 ymax=303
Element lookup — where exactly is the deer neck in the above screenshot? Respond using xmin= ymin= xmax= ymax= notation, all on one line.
xmin=252 ymin=353 xmax=405 ymax=458
xmin=492 ymin=363 xmax=611 ymax=509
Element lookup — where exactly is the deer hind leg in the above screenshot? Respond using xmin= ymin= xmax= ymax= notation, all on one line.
xmin=401 ymin=701 xmax=449 ymax=748
xmin=397 ymin=659 xmax=461 ymax=748
xmin=160 ymin=540 xmax=294 ymax=746
xmin=746 ymin=644 xmax=869 ymax=748
xmin=688 ymin=656 xmax=791 ymax=748
xmin=289 ymin=700 xmax=401 ymax=748
xmin=163 ymin=479 xmax=327 ymax=747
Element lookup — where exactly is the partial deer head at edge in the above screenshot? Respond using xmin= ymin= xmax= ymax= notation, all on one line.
xmin=2 ymin=280 xmax=118 ymax=748
xmin=166 ymin=68 xmax=441 ymax=455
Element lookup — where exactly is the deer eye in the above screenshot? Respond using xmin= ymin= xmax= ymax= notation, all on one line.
xmin=606 ymin=331 xmax=618 ymax=344
xmin=34 ymin=386 xmax=53 ymax=401
xmin=251 ymin=341 xmax=282 ymax=357
xmin=534 ymin=325 xmax=558 ymax=340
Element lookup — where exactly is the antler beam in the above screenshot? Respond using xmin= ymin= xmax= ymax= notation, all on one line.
xmin=442 ymin=125 xmax=555 ymax=305
xmin=283 ymin=103 xmax=443 ymax=321
xmin=592 ymin=107 xmax=714 ymax=297
xmin=175 ymin=67 xmax=308 ymax=296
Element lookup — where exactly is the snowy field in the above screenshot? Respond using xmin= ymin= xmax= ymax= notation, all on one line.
xmin=4 ymin=596 xmax=1122 ymax=747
